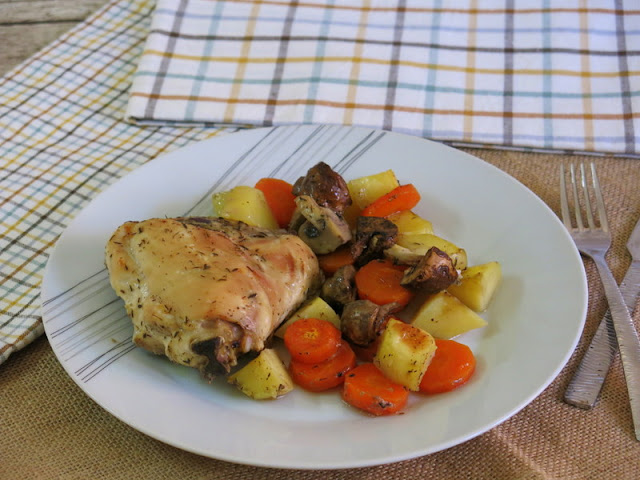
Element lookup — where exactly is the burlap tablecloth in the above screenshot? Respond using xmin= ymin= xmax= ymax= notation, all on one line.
xmin=2 ymin=151 xmax=639 ymax=479
xmin=2 ymin=0 xmax=640 ymax=477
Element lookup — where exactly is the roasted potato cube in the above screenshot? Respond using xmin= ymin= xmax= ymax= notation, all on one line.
xmin=227 ymin=349 xmax=294 ymax=400
xmin=411 ymin=291 xmax=487 ymax=339
xmin=212 ymin=186 xmax=278 ymax=229
xmin=342 ymin=201 xmax=362 ymax=231
xmin=374 ymin=318 xmax=437 ymax=391
xmin=347 ymin=169 xmax=399 ymax=210
xmin=396 ymin=233 xmax=467 ymax=270
xmin=274 ymin=296 xmax=340 ymax=338
xmin=387 ymin=210 xmax=434 ymax=235
xmin=448 ymin=261 xmax=502 ymax=312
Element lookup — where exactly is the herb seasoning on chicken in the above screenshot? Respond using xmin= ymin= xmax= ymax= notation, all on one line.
xmin=105 ymin=217 xmax=322 ymax=380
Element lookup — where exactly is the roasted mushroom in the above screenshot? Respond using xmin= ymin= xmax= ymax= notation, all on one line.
xmin=383 ymin=244 xmax=423 ymax=265
xmin=289 ymin=195 xmax=352 ymax=254
xmin=400 ymin=246 xmax=458 ymax=293
xmin=320 ymin=264 xmax=357 ymax=312
xmin=292 ymin=162 xmax=352 ymax=213
xmin=351 ymin=216 xmax=398 ymax=266
xmin=340 ymin=300 xmax=398 ymax=347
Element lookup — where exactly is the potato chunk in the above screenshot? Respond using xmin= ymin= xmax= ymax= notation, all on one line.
xmin=387 ymin=210 xmax=434 ymax=235
xmin=411 ymin=291 xmax=487 ymax=339
xmin=448 ymin=261 xmax=502 ymax=312
xmin=227 ymin=349 xmax=294 ymax=400
xmin=395 ymin=233 xmax=467 ymax=270
xmin=374 ymin=318 xmax=437 ymax=391
xmin=274 ymin=296 xmax=340 ymax=338
xmin=212 ymin=186 xmax=278 ymax=229
xmin=347 ymin=169 xmax=399 ymax=209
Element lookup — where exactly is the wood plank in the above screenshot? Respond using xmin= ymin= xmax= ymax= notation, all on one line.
xmin=0 ymin=0 xmax=108 ymax=24
xmin=0 ymin=22 xmax=77 ymax=75
xmin=0 ymin=0 xmax=109 ymax=75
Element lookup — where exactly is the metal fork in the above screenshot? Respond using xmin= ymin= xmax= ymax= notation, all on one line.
xmin=560 ymin=163 xmax=640 ymax=440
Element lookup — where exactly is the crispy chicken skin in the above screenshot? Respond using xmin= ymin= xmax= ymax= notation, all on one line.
xmin=105 ymin=217 xmax=322 ymax=379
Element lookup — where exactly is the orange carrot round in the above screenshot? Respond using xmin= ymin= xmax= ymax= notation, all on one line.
xmin=342 ymin=363 xmax=409 ymax=416
xmin=255 ymin=178 xmax=296 ymax=228
xmin=284 ymin=318 xmax=341 ymax=364
xmin=289 ymin=342 xmax=357 ymax=392
xmin=419 ymin=339 xmax=476 ymax=394
xmin=361 ymin=184 xmax=421 ymax=218
xmin=355 ymin=259 xmax=413 ymax=309
xmin=317 ymin=245 xmax=355 ymax=275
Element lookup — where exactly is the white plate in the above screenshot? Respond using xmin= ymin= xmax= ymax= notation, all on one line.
xmin=41 ymin=125 xmax=587 ymax=469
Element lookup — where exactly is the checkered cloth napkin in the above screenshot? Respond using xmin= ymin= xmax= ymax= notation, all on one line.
xmin=0 ymin=0 xmax=235 ymax=364
xmin=0 ymin=0 xmax=638 ymax=365
xmin=126 ymin=0 xmax=640 ymax=157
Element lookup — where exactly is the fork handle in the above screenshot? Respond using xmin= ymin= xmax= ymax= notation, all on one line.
xmin=564 ymin=309 xmax=617 ymax=409
xmin=592 ymin=255 xmax=640 ymax=441
xmin=564 ymin=260 xmax=640 ymax=409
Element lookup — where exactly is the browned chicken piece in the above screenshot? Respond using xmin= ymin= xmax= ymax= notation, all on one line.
xmin=351 ymin=216 xmax=398 ymax=266
xmin=400 ymin=246 xmax=458 ymax=293
xmin=105 ymin=217 xmax=322 ymax=379
xmin=292 ymin=162 xmax=352 ymax=213
xmin=340 ymin=300 xmax=398 ymax=347
xmin=320 ymin=264 xmax=357 ymax=312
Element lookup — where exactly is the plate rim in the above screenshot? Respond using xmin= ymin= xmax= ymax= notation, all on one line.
xmin=41 ymin=125 xmax=588 ymax=469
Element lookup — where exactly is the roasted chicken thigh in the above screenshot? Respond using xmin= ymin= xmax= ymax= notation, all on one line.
xmin=105 ymin=217 xmax=322 ymax=379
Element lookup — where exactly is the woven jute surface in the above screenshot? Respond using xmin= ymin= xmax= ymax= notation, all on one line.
xmin=2 ymin=149 xmax=639 ymax=480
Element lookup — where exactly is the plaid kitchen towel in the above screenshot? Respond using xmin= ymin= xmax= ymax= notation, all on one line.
xmin=126 ymin=0 xmax=640 ymax=157
xmin=0 ymin=0 xmax=233 ymax=364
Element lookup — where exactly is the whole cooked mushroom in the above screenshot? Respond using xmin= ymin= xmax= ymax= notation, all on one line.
xmin=289 ymin=195 xmax=352 ymax=254
xmin=400 ymin=246 xmax=458 ymax=293
xmin=340 ymin=300 xmax=399 ymax=347
xmin=292 ymin=162 xmax=352 ymax=214
xmin=320 ymin=265 xmax=357 ymax=312
xmin=351 ymin=216 xmax=398 ymax=266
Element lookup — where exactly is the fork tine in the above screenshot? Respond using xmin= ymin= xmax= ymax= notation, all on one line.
xmin=580 ymin=163 xmax=596 ymax=229
xmin=569 ymin=164 xmax=584 ymax=230
xmin=559 ymin=164 xmax=573 ymax=229
xmin=590 ymin=162 xmax=609 ymax=232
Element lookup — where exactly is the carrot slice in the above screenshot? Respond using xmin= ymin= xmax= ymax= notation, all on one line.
xmin=317 ymin=245 xmax=355 ymax=275
xmin=419 ymin=339 xmax=476 ymax=394
xmin=342 ymin=363 xmax=409 ymax=416
xmin=283 ymin=318 xmax=341 ymax=364
xmin=355 ymin=259 xmax=413 ymax=309
xmin=255 ymin=178 xmax=296 ymax=228
xmin=289 ymin=342 xmax=357 ymax=392
xmin=361 ymin=184 xmax=421 ymax=218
